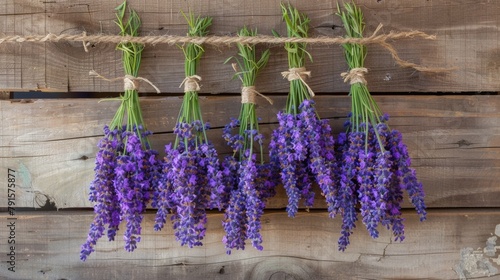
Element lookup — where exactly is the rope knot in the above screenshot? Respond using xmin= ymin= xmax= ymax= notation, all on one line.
xmin=89 ymin=70 xmax=160 ymax=93
xmin=180 ymin=75 xmax=202 ymax=92
xmin=341 ymin=67 xmax=368 ymax=85
xmin=281 ymin=67 xmax=315 ymax=97
xmin=123 ymin=75 xmax=140 ymax=90
xmin=281 ymin=67 xmax=310 ymax=82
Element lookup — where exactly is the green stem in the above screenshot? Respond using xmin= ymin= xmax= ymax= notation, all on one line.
xmin=281 ymin=3 xmax=312 ymax=116
xmin=106 ymin=1 xmax=149 ymax=150
xmin=338 ymin=2 xmax=387 ymax=152
xmin=175 ymin=12 xmax=212 ymax=149
xmin=227 ymin=26 xmax=270 ymax=162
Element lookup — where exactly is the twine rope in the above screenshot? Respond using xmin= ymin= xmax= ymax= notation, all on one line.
xmin=0 ymin=24 xmax=433 ymax=46
xmin=89 ymin=70 xmax=160 ymax=93
xmin=281 ymin=67 xmax=315 ymax=97
xmin=180 ymin=75 xmax=202 ymax=92
xmin=341 ymin=67 xmax=368 ymax=85
xmin=0 ymin=24 xmax=451 ymax=73
xmin=82 ymin=31 xmax=89 ymax=53
xmin=241 ymin=86 xmax=273 ymax=105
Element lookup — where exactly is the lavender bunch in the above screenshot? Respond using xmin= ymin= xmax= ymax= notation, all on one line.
xmin=335 ymin=2 xmax=426 ymax=251
xmin=220 ymin=27 xmax=277 ymax=254
xmin=81 ymin=1 xmax=159 ymax=260
xmin=269 ymin=4 xmax=337 ymax=218
xmin=153 ymin=12 xmax=223 ymax=248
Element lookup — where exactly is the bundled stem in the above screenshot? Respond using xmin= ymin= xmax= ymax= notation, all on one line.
xmin=175 ymin=12 xmax=212 ymax=149
xmin=81 ymin=1 xmax=159 ymax=260
xmin=107 ymin=1 xmax=149 ymax=147
xmin=153 ymin=11 xmax=222 ymax=249
xmin=337 ymin=2 xmax=384 ymax=151
xmin=280 ymin=3 xmax=313 ymax=115
xmin=227 ymin=27 xmax=270 ymax=163
xmin=269 ymin=3 xmax=337 ymax=219
xmin=221 ymin=27 xmax=275 ymax=254
xmin=334 ymin=2 xmax=427 ymax=251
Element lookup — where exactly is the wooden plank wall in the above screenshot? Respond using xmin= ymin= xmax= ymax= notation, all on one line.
xmin=0 ymin=0 xmax=499 ymax=93
xmin=1 ymin=210 xmax=500 ymax=280
xmin=0 ymin=95 xmax=499 ymax=209
xmin=0 ymin=0 xmax=499 ymax=279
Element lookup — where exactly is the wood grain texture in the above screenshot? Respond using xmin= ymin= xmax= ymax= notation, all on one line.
xmin=0 ymin=95 xmax=498 ymax=209
xmin=0 ymin=209 xmax=499 ymax=280
xmin=0 ymin=0 xmax=499 ymax=92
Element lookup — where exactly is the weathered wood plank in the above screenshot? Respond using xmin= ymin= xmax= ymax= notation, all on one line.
xmin=0 ymin=209 xmax=499 ymax=279
xmin=0 ymin=95 xmax=498 ymax=209
xmin=0 ymin=0 xmax=499 ymax=92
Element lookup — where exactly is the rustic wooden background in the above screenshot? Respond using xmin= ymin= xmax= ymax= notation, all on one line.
xmin=0 ymin=0 xmax=499 ymax=279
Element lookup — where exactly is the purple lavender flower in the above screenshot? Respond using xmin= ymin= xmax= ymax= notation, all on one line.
xmin=201 ymin=143 xmax=225 ymax=211
xmin=336 ymin=1 xmax=427 ymax=250
xmin=355 ymin=124 xmax=389 ymax=240
xmin=357 ymin=149 xmax=378 ymax=238
xmin=370 ymin=150 xmax=392 ymax=236
xmin=223 ymin=118 xmax=244 ymax=153
xmin=170 ymin=148 xmax=207 ymax=247
xmin=384 ymin=175 xmax=406 ymax=242
xmin=80 ymin=126 xmax=122 ymax=261
xmin=222 ymin=167 xmax=247 ymax=253
xmin=81 ymin=3 xmax=160 ymax=261
xmin=335 ymin=114 xmax=426 ymax=250
xmin=221 ymin=112 xmax=278 ymax=254
xmin=242 ymin=156 xmax=264 ymax=250
xmin=221 ymin=155 xmax=278 ymax=254
xmin=155 ymin=121 xmax=223 ymax=248
xmin=300 ymin=100 xmax=337 ymax=213
xmin=220 ymin=156 xmax=239 ymax=209
xmin=271 ymin=111 xmax=303 ymax=215
xmin=81 ymin=125 xmax=159 ymax=260
xmin=152 ymin=144 xmax=175 ymax=231
xmin=376 ymin=125 xmax=426 ymax=242
xmin=114 ymin=131 xmax=157 ymax=252
xmin=336 ymin=131 xmax=362 ymax=251
xmin=256 ymin=164 xmax=278 ymax=201
xmin=388 ymin=129 xmax=427 ymax=221
xmin=220 ymin=25 xmax=275 ymax=253
xmin=270 ymin=100 xmax=337 ymax=218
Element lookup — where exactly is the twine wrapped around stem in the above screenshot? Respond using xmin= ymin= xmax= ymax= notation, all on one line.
xmin=179 ymin=75 xmax=202 ymax=92
xmin=281 ymin=67 xmax=315 ymax=97
xmin=241 ymin=86 xmax=273 ymax=105
xmin=341 ymin=67 xmax=368 ymax=85
xmin=89 ymin=70 xmax=160 ymax=93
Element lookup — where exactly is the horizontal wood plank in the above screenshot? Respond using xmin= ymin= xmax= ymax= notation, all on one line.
xmin=0 ymin=95 xmax=498 ymax=209
xmin=0 ymin=209 xmax=499 ymax=279
xmin=0 ymin=0 xmax=499 ymax=92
